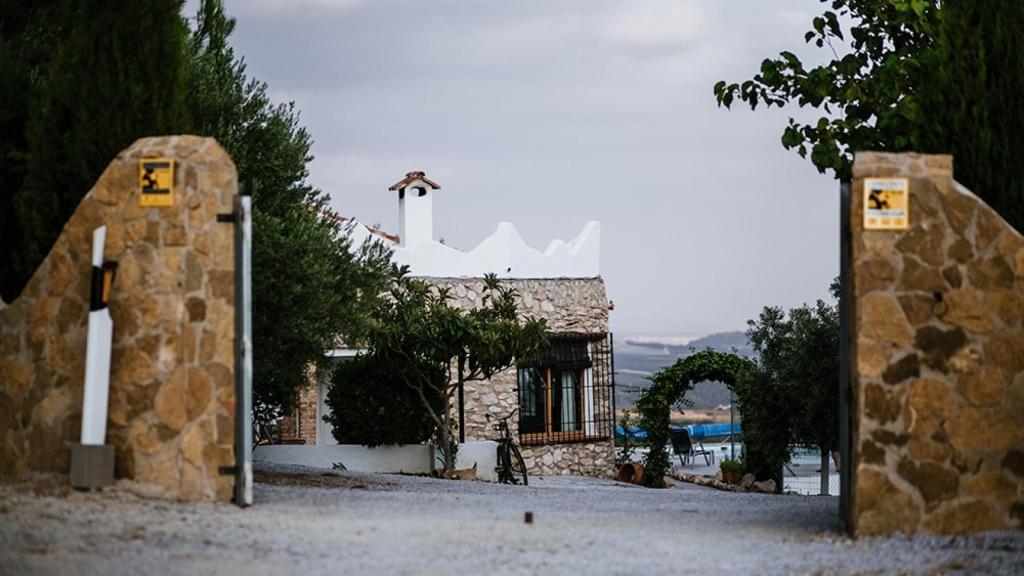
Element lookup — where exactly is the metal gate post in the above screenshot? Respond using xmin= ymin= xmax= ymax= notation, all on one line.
xmin=234 ymin=195 xmax=254 ymax=506
xmin=609 ymin=333 xmax=616 ymax=431
xmin=820 ymin=449 xmax=830 ymax=495
xmin=838 ymin=181 xmax=852 ymax=530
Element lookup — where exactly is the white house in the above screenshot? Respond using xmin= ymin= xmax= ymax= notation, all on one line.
xmin=278 ymin=171 xmax=615 ymax=477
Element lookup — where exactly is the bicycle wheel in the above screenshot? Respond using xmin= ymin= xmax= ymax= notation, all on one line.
xmin=495 ymin=444 xmax=510 ymax=484
xmin=508 ymin=444 xmax=528 ymax=486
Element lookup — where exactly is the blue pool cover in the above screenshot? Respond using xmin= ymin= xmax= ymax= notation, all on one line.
xmin=614 ymin=422 xmax=741 ymax=441
xmin=684 ymin=422 xmax=741 ymax=440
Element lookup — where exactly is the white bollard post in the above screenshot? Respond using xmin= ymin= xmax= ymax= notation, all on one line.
xmin=71 ymin=226 xmax=116 ymax=490
xmin=81 ymin=226 xmax=113 ymax=445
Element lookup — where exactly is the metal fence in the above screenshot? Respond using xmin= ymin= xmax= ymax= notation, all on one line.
xmin=516 ymin=332 xmax=615 ymax=445
xmin=783 ymin=446 xmax=840 ymax=496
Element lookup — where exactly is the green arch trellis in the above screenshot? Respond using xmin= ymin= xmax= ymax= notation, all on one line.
xmin=635 ymin=349 xmax=755 ymax=487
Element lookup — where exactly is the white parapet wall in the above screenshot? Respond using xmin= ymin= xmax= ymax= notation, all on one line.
xmin=254 ymin=444 xmax=433 ymax=474
xmin=254 ymin=441 xmax=498 ymax=481
xmin=345 ymin=220 xmax=600 ymax=279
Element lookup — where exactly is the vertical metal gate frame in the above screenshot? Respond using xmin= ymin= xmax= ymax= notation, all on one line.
xmin=609 ymin=332 xmax=616 ymax=431
xmin=234 ymin=195 xmax=254 ymax=506
xmin=838 ymin=181 xmax=852 ymax=531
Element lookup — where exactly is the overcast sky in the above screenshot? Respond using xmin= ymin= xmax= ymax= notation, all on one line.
xmin=215 ymin=0 xmax=839 ymax=338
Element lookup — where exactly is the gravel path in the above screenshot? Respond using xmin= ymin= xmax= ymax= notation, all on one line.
xmin=1 ymin=464 xmax=1021 ymax=576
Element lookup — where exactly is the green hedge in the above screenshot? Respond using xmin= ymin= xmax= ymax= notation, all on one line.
xmin=323 ymin=354 xmax=445 ymax=447
xmin=636 ymin=350 xmax=754 ymax=487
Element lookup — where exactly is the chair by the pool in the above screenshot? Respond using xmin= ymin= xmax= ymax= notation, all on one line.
xmin=669 ymin=427 xmax=713 ymax=467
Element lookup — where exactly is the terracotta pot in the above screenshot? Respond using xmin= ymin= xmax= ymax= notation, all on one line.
xmin=722 ymin=470 xmax=739 ymax=484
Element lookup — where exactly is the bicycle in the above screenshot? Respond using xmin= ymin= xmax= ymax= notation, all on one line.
xmin=252 ymin=418 xmax=280 ymax=450
xmin=488 ymin=409 xmax=528 ymax=486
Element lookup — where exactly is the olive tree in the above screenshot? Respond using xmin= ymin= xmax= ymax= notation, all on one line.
xmin=184 ymin=0 xmax=393 ymax=418
xmin=745 ymin=280 xmax=840 ymax=477
xmin=356 ymin=271 xmax=547 ymax=471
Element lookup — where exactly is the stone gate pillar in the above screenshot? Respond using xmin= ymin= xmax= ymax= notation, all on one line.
xmin=0 ymin=136 xmax=238 ymax=501
xmin=850 ymin=152 xmax=1024 ymax=535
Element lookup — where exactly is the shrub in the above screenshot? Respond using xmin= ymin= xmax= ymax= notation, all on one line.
xmin=731 ymin=365 xmax=793 ymax=486
xmin=323 ymin=354 xmax=444 ymax=447
xmin=615 ymin=410 xmax=639 ymax=466
xmin=719 ymin=459 xmax=744 ymax=476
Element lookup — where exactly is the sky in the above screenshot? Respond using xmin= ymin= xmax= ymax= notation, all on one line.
xmin=211 ymin=0 xmax=840 ymax=338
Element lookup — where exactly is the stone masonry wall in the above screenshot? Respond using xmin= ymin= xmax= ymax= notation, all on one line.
xmin=280 ymin=376 xmax=318 ymax=445
xmin=433 ymin=277 xmax=616 ymax=477
xmin=0 ymin=136 xmax=238 ymax=501
xmin=851 ymin=152 xmax=1024 ymax=536
xmin=520 ymin=441 xmax=615 ymax=478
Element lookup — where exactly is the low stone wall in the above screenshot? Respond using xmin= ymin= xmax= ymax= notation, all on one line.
xmin=521 ymin=441 xmax=615 ymax=478
xmin=0 ymin=136 xmax=238 ymax=501
xmin=850 ymin=152 xmax=1024 ymax=536
xmin=279 ymin=371 xmax=318 ymax=445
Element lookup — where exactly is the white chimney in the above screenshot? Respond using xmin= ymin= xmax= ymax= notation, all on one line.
xmin=388 ymin=171 xmax=441 ymax=247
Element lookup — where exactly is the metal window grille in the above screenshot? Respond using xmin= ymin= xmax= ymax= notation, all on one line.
xmin=516 ymin=332 xmax=615 ymax=445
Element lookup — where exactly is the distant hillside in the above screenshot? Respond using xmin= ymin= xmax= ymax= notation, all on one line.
xmin=613 ymin=331 xmax=754 ymax=410
xmin=623 ymin=331 xmax=753 ymax=358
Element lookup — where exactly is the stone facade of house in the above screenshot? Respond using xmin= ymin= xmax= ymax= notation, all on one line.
xmin=850 ymin=152 xmax=1024 ymax=536
xmin=283 ymin=276 xmax=616 ymax=478
xmin=431 ymin=277 xmax=615 ymax=478
xmin=0 ymin=136 xmax=239 ymax=501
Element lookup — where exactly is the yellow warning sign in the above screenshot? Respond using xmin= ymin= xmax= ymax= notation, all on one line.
xmin=863 ymin=177 xmax=909 ymax=230
xmin=139 ymin=158 xmax=175 ymax=207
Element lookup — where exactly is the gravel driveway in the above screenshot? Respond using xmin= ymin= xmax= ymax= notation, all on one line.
xmin=1 ymin=465 xmax=1021 ymax=575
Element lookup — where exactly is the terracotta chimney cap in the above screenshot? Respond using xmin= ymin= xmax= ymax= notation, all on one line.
xmin=388 ymin=171 xmax=441 ymax=191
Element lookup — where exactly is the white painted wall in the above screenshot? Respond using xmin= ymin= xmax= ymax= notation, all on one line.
xmin=254 ymin=444 xmax=433 ymax=474
xmin=449 ymin=441 xmax=498 ymax=482
xmin=344 ymin=219 xmax=600 ymax=279
xmin=253 ymin=442 xmax=498 ymax=481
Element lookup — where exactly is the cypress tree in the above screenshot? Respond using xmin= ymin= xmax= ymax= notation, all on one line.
xmin=11 ymin=0 xmax=189 ymax=298
xmin=0 ymin=0 xmax=64 ymax=301
xmin=916 ymin=1 xmax=1024 ymax=231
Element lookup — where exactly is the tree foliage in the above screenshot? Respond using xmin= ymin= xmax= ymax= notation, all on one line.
xmin=1 ymin=0 xmax=190 ymax=301
xmin=324 ymin=353 xmax=444 ymax=447
xmin=914 ymin=0 xmax=1024 ymax=233
xmin=183 ymin=0 xmax=394 ymax=417
xmin=0 ymin=1 xmax=62 ymax=302
xmin=730 ymin=365 xmax=792 ymax=486
xmin=714 ymin=0 xmax=1024 ymax=231
xmin=0 ymin=0 xmax=393 ymax=418
xmin=344 ymin=271 xmax=548 ymax=470
xmin=739 ymin=280 xmax=840 ymax=484
xmin=746 ymin=281 xmax=840 ymax=454
xmin=714 ymin=0 xmax=938 ymax=181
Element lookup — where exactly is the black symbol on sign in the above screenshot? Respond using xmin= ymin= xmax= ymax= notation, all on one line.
xmin=868 ymin=189 xmax=890 ymax=210
xmin=142 ymin=166 xmax=159 ymax=191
